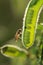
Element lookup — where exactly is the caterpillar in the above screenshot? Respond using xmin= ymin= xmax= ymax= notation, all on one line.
xmin=0 ymin=44 xmax=28 ymax=58
xmin=22 ymin=0 xmax=43 ymax=49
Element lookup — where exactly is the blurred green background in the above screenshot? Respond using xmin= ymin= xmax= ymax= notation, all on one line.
xmin=0 ymin=0 xmax=29 ymax=45
xmin=0 ymin=0 xmax=29 ymax=65
xmin=0 ymin=0 xmax=43 ymax=65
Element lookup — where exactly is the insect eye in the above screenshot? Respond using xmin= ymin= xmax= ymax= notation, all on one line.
xmin=17 ymin=29 xmax=22 ymax=34
xmin=19 ymin=29 xmax=22 ymax=32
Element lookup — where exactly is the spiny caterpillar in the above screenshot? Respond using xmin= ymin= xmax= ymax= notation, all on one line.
xmin=22 ymin=0 xmax=43 ymax=49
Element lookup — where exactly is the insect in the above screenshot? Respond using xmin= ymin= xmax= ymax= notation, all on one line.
xmin=15 ymin=0 xmax=43 ymax=49
xmin=15 ymin=29 xmax=22 ymax=41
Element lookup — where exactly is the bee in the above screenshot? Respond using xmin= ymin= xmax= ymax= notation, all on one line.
xmin=15 ymin=29 xmax=22 ymax=41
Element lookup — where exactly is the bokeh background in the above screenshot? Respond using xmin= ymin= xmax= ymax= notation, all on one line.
xmin=0 ymin=0 xmax=29 ymax=65
xmin=0 ymin=0 xmax=43 ymax=65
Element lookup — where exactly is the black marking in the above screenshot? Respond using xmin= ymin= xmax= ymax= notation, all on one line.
xmin=25 ymin=25 xmax=31 ymax=29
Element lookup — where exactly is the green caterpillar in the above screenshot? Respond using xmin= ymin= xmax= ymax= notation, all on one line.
xmin=22 ymin=0 xmax=43 ymax=49
xmin=0 ymin=44 xmax=28 ymax=58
